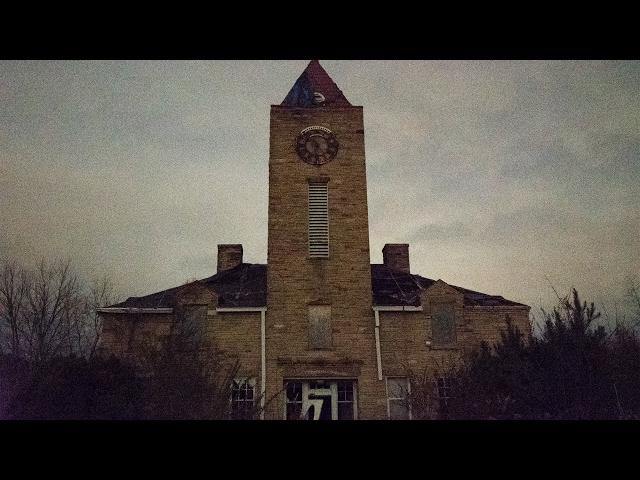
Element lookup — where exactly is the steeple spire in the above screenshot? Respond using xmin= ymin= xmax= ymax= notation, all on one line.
xmin=281 ymin=60 xmax=351 ymax=107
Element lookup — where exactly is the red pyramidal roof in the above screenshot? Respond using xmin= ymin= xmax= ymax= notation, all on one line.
xmin=281 ymin=60 xmax=351 ymax=107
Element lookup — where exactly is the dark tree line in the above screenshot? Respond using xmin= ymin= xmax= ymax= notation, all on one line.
xmin=0 ymin=354 xmax=143 ymax=419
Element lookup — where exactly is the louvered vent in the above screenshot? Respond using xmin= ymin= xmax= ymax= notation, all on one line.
xmin=308 ymin=182 xmax=329 ymax=258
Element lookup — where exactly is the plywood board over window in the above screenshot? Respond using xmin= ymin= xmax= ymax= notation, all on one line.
xmin=431 ymin=303 xmax=456 ymax=346
xmin=181 ymin=304 xmax=208 ymax=343
xmin=308 ymin=305 xmax=332 ymax=349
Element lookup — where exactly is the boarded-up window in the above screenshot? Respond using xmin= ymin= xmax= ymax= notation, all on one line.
xmin=308 ymin=182 xmax=329 ymax=258
xmin=181 ymin=304 xmax=208 ymax=344
xmin=126 ymin=319 xmax=139 ymax=352
xmin=308 ymin=305 xmax=332 ymax=349
xmin=431 ymin=303 xmax=456 ymax=345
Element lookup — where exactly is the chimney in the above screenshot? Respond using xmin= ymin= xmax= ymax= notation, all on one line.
xmin=382 ymin=244 xmax=410 ymax=274
xmin=217 ymin=244 xmax=243 ymax=273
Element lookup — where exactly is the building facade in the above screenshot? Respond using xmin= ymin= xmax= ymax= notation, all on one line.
xmin=98 ymin=61 xmax=531 ymax=420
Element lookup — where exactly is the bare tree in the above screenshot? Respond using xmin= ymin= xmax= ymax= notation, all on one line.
xmin=132 ymin=314 xmax=240 ymax=419
xmin=0 ymin=261 xmax=30 ymax=356
xmin=75 ymin=275 xmax=120 ymax=360
xmin=18 ymin=259 xmax=85 ymax=365
xmin=0 ymin=258 xmax=121 ymax=365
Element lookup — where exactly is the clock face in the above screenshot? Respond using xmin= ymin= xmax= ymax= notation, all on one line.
xmin=296 ymin=126 xmax=339 ymax=165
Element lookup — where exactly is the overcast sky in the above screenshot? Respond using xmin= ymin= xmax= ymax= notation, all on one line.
xmin=1 ymin=60 xmax=638 ymax=324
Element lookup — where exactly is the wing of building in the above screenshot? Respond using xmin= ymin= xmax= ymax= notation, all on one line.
xmin=98 ymin=60 xmax=531 ymax=420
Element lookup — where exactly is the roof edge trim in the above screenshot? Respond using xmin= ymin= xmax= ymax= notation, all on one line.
xmin=97 ymin=307 xmax=174 ymax=314
xmin=216 ymin=307 xmax=267 ymax=313
xmin=372 ymin=305 xmax=423 ymax=312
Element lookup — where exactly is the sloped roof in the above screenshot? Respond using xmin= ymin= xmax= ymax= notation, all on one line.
xmin=201 ymin=263 xmax=267 ymax=308
xmin=109 ymin=263 xmax=527 ymax=309
xmin=109 ymin=283 xmax=185 ymax=309
xmin=371 ymin=264 xmax=428 ymax=306
xmin=281 ymin=60 xmax=351 ymax=107
xmin=370 ymin=264 xmax=527 ymax=307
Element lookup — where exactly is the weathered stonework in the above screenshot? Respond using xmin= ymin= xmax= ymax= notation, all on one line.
xmin=98 ymin=60 xmax=532 ymax=420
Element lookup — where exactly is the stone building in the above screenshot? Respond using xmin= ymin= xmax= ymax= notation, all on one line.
xmin=98 ymin=60 xmax=531 ymax=420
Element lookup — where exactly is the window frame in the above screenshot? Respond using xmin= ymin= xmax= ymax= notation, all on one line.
xmin=230 ymin=377 xmax=256 ymax=419
xmin=386 ymin=377 xmax=412 ymax=420
xmin=284 ymin=380 xmax=304 ymax=420
xmin=434 ymin=376 xmax=454 ymax=417
xmin=336 ymin=380 xmax=357 ymax=420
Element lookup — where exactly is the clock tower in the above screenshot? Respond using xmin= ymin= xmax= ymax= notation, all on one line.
xmin=265 ymin=60 xmax=385 ymax=419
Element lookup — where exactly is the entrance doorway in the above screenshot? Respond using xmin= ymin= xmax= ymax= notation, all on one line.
xmin=284 ymin=379 xmax=357 ymax=420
